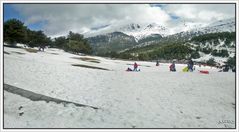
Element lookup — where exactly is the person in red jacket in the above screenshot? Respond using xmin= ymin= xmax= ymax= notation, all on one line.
xmin=169 ymin=61 xmax=176 ymax=72
xmin=133 ymin=62 xmax=138 ymax=71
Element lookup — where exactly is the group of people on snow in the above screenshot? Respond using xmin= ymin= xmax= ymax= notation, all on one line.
xmin=127 ymin=59 xmax=195 ymax=72
xmin=126 ymin=62 xmax=140 ymax=72
xmin=170 ymin=59 xmax=195 ymax=72
xmin=169 ymin=59 xmax=196 ymax=72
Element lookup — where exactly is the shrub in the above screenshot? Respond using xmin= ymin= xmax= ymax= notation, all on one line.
xmin=206 ymin=58 xmax=216 ymax=66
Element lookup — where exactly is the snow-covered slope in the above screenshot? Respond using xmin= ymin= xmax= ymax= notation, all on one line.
xmin=117 ymin=23 xmax=169 ymax=41
xmin=85 ymin=18 xmax=234 ymax=41
xmin=205 ymin=18 xmax=235 ymax=32
xmin=175 ymin=18 xmax=235 ymax=39
xmin=4 ymin=46 xmax=235 ymax=128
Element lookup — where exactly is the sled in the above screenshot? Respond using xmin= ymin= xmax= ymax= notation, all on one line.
xmin=199 ymin=70 xmax=209 ymax=74
xmin=126 ymin=68 xmax=140 ymax=72
xmin=182 ymin=67 xmax=189 ymax=72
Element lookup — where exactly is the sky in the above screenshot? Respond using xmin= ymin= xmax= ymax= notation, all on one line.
xmin=4 ymin=3 xmax=235 ymax=38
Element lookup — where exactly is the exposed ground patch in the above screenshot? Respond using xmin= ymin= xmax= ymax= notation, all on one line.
xmin=25 ymin=48 xmax=38 ymax=53
xmin=72 ymin=64 xmax=110 ymax=71
xmin=4 ymin=51 xmax=10 ymax=54
xmin=4 ymin=45 xmax=21 ymax=48
xmin=71 ymin=57 xmax=100 ymax=63
xmin=4 ymin=83 xmax=99 ymax=110
xmin=49 ymin=53 xmax=59 ymax=55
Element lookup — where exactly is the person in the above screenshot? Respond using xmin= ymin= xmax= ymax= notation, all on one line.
xmin=169 ymin=61 xmax=176 ymax=72
xmin=223 ymin=65 xmax=229 ymax=72
xmin=199 ymin=63 xmax=201 ymax=67
xmin=126 ymin=67 xmax=133 ymax=71
xmin=156 ymin=60 xmax=159 ymax=66
xmin=39 ymin=45 xmax=45 ymax=52
xmin=133 ymin=62 xmax=138 ymax=71
xmin=232 ymin=66 xmax=236 ymax=72
xmin=188 ymin=59 xmax=194 ymax=72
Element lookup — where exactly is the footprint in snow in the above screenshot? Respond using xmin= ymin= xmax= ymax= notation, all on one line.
xmin=18 ymin=106 xmax=23 ymax=110
xmin=19 ymin=112 xmax=24 ymax=116
xmin=18 ymin=106 xmax=24 ymax=116
xmin=196 ymin=116 xmax=201 ymax=119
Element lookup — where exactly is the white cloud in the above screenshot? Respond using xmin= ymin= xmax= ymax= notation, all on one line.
xmin=13 ymin=4 xmax=235 ymax=38
xmin=165 ymin=4 xmax=234 ymax=22
xmin=13 ymin=4 xmax=171 ymax=37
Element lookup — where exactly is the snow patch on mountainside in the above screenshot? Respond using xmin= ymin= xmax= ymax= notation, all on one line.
xmin=183 ymin=18 xmax=235 ymax=37
xmin=84 ymin=23 xmax=170 ymax=41
xmin=84 ymin=17 xmax=235 ymax=45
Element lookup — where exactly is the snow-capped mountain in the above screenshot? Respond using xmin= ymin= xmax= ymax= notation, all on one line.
xmin=153 ymin=17 xmax=235 ymax=46
xmin=86 ymin=17 xmax=235 ymax=55
xmin=174 ymin=18 xmax=235 ymax=40
xmin=84 ymin=23 xmax=169 ymax=41
xmin=116 ymin=23 xmax=169 ymax=41
xmin=206 ymin=18 xmax=235 ymax=32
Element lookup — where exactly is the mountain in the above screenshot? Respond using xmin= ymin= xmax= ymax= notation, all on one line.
xmin=116 ymin=23 xmax=169 ymax=41
xmin=123 ymin=18 xmax=235 ymax=51
xmin=85 ymin=23 xmax=168 ymax=41
xmin=86 ymin=18 xmax=235 ymax=57
xmin=85 ymin=23 xmax=168 ymax=54
xmin=118 ymin=32 xmax=235 ymax=67
xmin=87 ymin=32 xmax=137 ymax=55
xmin=167 ymin=18 xmax=235 ymax=42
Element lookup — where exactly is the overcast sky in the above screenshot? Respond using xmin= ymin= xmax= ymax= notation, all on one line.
xmin=4 ymin=4 xmax=235 ymax=38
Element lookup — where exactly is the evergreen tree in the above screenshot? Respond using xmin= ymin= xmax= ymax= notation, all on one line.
xmin=64 ymin=31 xmax=92 ymax=54
xmin=26 ymin=30 xmax=50 ymax=48
xmin=4 ymin=19 xmax=27 ymax=45
xmin=206 ymin=58 xmax=216 ymax=66
xmin=53 ymin=36 xmax=67 ymax=48
xmin=226 ymin=55 xmax=236 ymax=69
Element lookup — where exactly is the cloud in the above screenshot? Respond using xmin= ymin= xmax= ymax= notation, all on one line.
xmin=165 ymin=4 xmax=234 ymax=22
xmin=12 ymin=4 xmax=171 ymax=37
xmin=12 ymin=4 xmax=235 ymax=38
xmin=153 ymin=4 xmax=235 ymax=34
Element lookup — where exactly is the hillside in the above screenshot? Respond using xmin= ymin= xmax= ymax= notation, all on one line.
xmin=87 ymin=32 xmax=137 ymax=55
xmin=117 ymin=32 xmax=236 ymax=67
xmin=4 ymin=46 xmax=236 ymax=128
xmin=86 ymin=18 xmax=235 ymax=55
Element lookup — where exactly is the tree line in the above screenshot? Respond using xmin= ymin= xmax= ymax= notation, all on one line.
xmin=4 ymin=19 xmax=92 ymax=54
xmin=101 ymin=43 xmax=199 ymax=61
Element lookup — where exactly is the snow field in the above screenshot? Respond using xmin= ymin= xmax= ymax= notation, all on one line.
xmin=3 ymin=47 xmax=235 ymax=128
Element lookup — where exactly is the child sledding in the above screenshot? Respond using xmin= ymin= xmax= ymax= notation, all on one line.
xmin=126 ymin=62 xmax=140 ymax=72
xmin=169 ymin=60 xmax=176 ymax=72
xmin=182 ymin=59 xmax=194 ymax=72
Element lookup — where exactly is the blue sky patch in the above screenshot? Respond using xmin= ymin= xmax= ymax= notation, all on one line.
xmin=4 ymin=4 xmax=45 ymax=31
xmin=149 ymin=4 xmax=167 ymax=9
xmin=27 ymin=20 xmax=47 ymax=31
xmin=170 ymin=14 xmax=180 ymax=20
xmin=3 ymin=4 xmax=24 ymax=22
